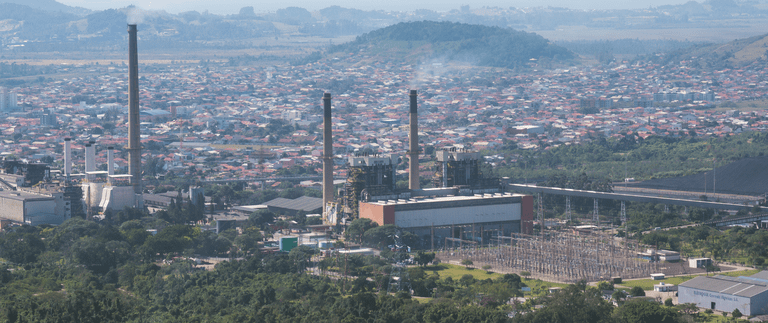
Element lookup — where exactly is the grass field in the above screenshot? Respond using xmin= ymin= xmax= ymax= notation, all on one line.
xmin=422 ymin=264 xmax=502 ymax=281
xmin=421 ymin=264 xmax=570 ymax=296
xmin=621 ymin=275 xmax=698 ymax=291
xmin=621 ymin=269 xmax=762 ymax=290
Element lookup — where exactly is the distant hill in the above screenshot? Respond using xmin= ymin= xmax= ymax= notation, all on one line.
xmin=0 ymin=0 xmax=88 ymax=15
xmin=632 ymin=156 xmax=768 ymax=196
xmin=327 ymin=21 xmax=574 ymax=68
xmin=654 ymin=33 xmax=768 ymax=67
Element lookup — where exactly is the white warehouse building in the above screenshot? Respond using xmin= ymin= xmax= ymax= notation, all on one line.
xmin=678 ymin=271 xmax=768 ymax=316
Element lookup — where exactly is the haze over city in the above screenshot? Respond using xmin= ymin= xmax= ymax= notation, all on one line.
xmin=57 ymin=0 xmax=697 ymax=14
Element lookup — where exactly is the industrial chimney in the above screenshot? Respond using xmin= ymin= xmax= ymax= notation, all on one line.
xmin=408 ymin=90 xmax=419 ymax=190
xmin=322 ymin=93 xmax=333 ymax=219
xmin=85 ymin=141 xmax=95 ymax=180
xmin=128 ymin=24 xmax=142 ymax=195
xmin=64 ymin=137 xmax=71 ymax=182
xmin=107 ymin=146 xmax=114 ymax=184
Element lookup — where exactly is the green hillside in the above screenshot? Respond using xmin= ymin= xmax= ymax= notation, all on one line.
xmin=328 ymin=21 xmax=574 ymax=68
xmin=654 ymin=33 xmax=768 ymax=68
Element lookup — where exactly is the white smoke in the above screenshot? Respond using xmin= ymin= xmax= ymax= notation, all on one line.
xmin=409 ymin=57 xmax=449 ymax=90
xmin=126 ymin=6 xmax=147 ymax=25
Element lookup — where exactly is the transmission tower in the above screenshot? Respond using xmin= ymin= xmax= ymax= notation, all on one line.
xmin=537 ymin=192 xmax=544 ymax=233
xmin=386 ymin=230 xmax=411 ymax=294
xmin=593 ymin=198 xmax=599 ymax=226
xmin=620 ymin=201 xmax=626 ymax=225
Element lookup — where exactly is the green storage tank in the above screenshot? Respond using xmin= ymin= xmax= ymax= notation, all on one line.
xmin=279 ymin=236 xmax=298 ymax=252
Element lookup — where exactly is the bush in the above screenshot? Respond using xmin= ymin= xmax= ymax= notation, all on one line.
xmin=664 ymin=298 xmax=673 ymax=306
xmin=732 ymin=308 xmax=742 ymax=318
xmin=630 ymin=286 xmax=645 ymax=297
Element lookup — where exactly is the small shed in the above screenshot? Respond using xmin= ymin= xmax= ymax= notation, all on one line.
xmin=654 ymin=282 xmax=677 ymax=292
xmin=651 ymin=273 xmax=666 ymax=280
xmin=689 ymin=258 xmax=712 ymax=268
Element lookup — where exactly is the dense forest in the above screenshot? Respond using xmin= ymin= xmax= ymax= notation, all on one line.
xmin=0 ymin=215 xmax=721 ymax=322
xmin=640 ymin=224 xmax=768 ymax=267
xmin=491 ymin=131 xmax=768 ymax=187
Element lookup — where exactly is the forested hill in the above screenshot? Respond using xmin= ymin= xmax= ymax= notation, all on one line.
xmin=0 ymin=0 xmax=87 ymax=14
xmin=327 ymin=21 xmax=574 ymax=68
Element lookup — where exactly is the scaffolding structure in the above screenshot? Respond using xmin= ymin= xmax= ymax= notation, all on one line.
xmin=433 ymin=148 xmax=498 ymax=189
xmin=436 ymin=231 xmax=657 ymax=283
xmin=343 ymin=154 xmax=398 ymax=217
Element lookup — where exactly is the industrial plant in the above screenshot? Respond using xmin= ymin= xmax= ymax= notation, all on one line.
xmin=0 ymin=24 xmax=145 ymax=226
xmin=0 ymin=23 xmax=682 ymax=287
xmin=317 ymin=89 xmax=534 ymax=249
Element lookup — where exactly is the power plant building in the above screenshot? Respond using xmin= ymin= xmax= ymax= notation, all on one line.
xmin=0 ymin=190 xmax=71 ymax=225
xmin=678 ymin=271 xmax=768 ymax=316
xmin=360 ymin=191 xmax=533 ymax=245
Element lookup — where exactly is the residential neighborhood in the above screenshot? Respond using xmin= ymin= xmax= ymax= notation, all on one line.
xmin=0 ymin=52 xmax=767 ymax=188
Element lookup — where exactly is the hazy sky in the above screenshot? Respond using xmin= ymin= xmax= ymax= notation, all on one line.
xmin=56 ymin=0 xmax=697 ymax=14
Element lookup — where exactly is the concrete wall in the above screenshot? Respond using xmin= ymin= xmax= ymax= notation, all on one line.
xmin=25 ymin=199 xmax=56 ymax=218
xmin=395 ymin=203 xmax=520 ymax=228
xmin=678 ymin=286 xmax=768 ymax=316
xmin=82 ymin=182 xmax=105 ymax=208
xmin=100 ymin=186 xmax=137 ymax=211
xmin=0 ymin=196 xmax=24 ymax=222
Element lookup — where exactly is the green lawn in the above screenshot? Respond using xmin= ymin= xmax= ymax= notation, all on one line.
xmin=718 ymin=269 xmax=761 ymax=277
xmin=422 ymin=264 xmax=502 ymax=281
xmin=622 ymin=276 xmax=698 ymax=290
xmin=420 ymin=264 xmax=570 ymax=296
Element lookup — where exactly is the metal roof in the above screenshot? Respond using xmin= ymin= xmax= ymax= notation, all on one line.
xmin=0 ymin=190 xmax=54 ymax=202
xmin=369 ymin=192 xmax=520 ymax=206
xmin=680 ymin=275 xmax=768 ymax=298
xmin=263 ymin=196 xmax=322 ymax=212
xmin=750 ymin=271 xmax=768 ymax=281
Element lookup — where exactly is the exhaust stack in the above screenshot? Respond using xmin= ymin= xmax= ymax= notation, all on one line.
xmin=85 ymin=140 xmax=95 ymax=180
xmin=408 ymin=90 xmax=419 ymax=190
xmin=107 ymin=146 xmax=114 ymax=184
xmin=64 ymin=138 xmax=71 ymax=182
xmin=322 ymin=93 xmax=333 ymax=218
xmin=128 ymin=24 xmax=142 ymax=195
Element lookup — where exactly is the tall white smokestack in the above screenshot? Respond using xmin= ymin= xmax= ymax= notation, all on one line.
xmin=85 ymin=141 xmax=95 ymax=180
xmin=107 ymin=146 xmax=114 ymax=184
xmin=64 ymin=138 xmax=71 ymax=182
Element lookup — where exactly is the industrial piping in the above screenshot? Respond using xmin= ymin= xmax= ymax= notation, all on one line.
xmin=408 ymin=90 xmax=419 ymax=190
xmin=322 ymin=93 xmax=333 ymax=219
xmin=128 ymin=24 xmax=142 ymax=195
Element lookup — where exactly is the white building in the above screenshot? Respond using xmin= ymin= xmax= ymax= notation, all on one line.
xmin=0 ymin=190 xmax=71 ymax=225
xmin=679 ymin=272 xmax=768 ymax=316
xmin=0 ymin=87 xmax=18 ymax=111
